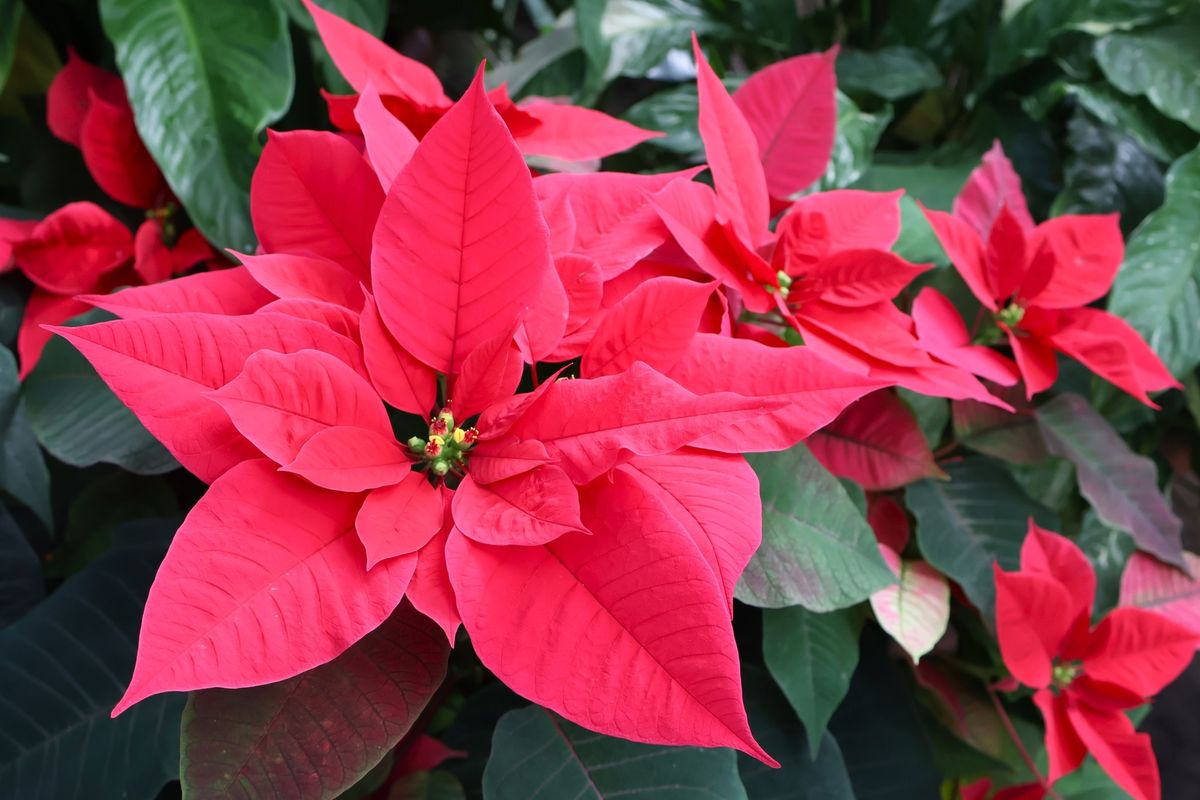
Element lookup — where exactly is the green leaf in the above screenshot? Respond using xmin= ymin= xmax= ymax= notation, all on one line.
xmin=1036 ymin=393 xmax=1184 ymax=567
xmin=601 ymin=0 xmax=723 ymax=82
xmin=854 ymin=156 xmax=976 ymax=211
xmin=623 ymin=83 xmax=705 ymax=155
xmin=0 ymin=505 xmax=41 ymax=628
xmin=482 ymin=705 xmax=748 ymax=799
xmin=837 ymin=47 xmax=941 ymax=101
xmin=575 ymin=0 xmax=610 ymax=102
xmin=391 ymin=771 xmax=468 ymax=800
xmin=737 ymin=444 xmax=894 ymax=611
xmin=898 ymin=387 xmax=949 ymax=448
xmin=737 ymin=665 xmax=854 ymax=800
xmin=22 ymin=311 xmax=177 ymax=475
xmin=0 ymin=0 xmax=19 ymax=95
xmin=0 ymin=347 xmax=50 ymax=528
xmin=489 ymin=23 xmax=579 ymax=98
xmin=0 ymin=520 xmax=184 ymax=799
xmin=1066 ymin=82 xmax=1199 ymax=163
xmin=1077 ymin=510 xmax=1135 ymax=616
xmin=100 ymin=0 xmax=294 ymax=252
xmin=907 ymin=457 xmax=1058 ymax=617
xmin=181 ymin=601 xmax=450 ymax=800
xmin=817 ymin=91 xmax=892 ymax=191
xmin=1096 ymin=12 xmax=1200 ymax=134
xmin=1109 ymin=146 xmax=1200 ymax=377
xmin=952 ymin=397 xmax=1048 ymax=465
xmin=442 ymin=682 xmax=527 ymax=800
xmin=762 ymin=605 xmax=863 ymax=754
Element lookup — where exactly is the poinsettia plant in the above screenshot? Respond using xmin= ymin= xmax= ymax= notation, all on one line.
xmin=2 ymin=1 xmax=1199 ymax=799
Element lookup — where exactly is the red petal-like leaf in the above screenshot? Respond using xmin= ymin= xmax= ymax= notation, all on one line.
xmin=582 ymin=276 xmax=712 ymax=377
xmin=515 ymin=100 xmax=661 ymax=161
xmin=260 ymin=298 xmax=361 ymax=339
xmin=921 ymin=205 xmax=996 ymax=309
xmin=1021 ymin=522 xmax=1096 ymax=626
xmin=1006 ymin=327 xmax=1059 ymax=397
xmin=357 ymin=471 xmax=444 ymax=568
xmin=797 ymin=248 xmax=930 ymax=307
xmin=1026 ymin=214 xmax=1124 ymax=309
xmin=912 ymin=288 xmax=1020 ymax=385
xmin=46 ymin=49 xmax=123 ymax=147
xmin=445 ymin=470 xmax=774 ymax=762
xmin=468 ymin=439 xmax=554 ymax=484
xmin=1032 ymin=688 xmax=1087 ymax=783
xmin=359 ymin=293 xmax=437 ymax=416
xmin=1083 ymin=606 xmax=1199 ymax=697
xmin=283 ymin=426 xmax=411 ymax=492
xmin=868 ymin=494 xmax=910 ymax=552
xmin=994 ymin=568 xmax=1073 ymax=688
xmin=114 ymin=460 xmax=416 ymax=714
xmin=79 ymin=91 xmax=166 ymax=209
xmin=372 ymin=69 xmax=557 ymax=374
xmin=451 ymin=333 xmax=523 ymax=420
xmin=1065 ymin=702 xmax=1160 ymax=800
xmin=355 ymin=81 xmax=419 ymax=191
xmin=1120 ymin=551 xmax=1200 ymax=641
xmin=13 ymin=202 xmax=133 ymax=294
xmin=132 ymin=220 xmax=175 ymax=284
xmin=17 ymin=290 xmax=91 ymax=378
xmin=408 ymin=523 xmax=460 ymax=643
xmin=953 ymin=141 xmax=1034 ymax=241
xmin=776 ymin=189 xmax=903 ymax=268
xmin=237 ymin=251 xmax=364 ymax=310
xmin=1049 ymin=307 xmax=1179 ymax=407
xmin=452 ymin=468 xmax=586 ymax=546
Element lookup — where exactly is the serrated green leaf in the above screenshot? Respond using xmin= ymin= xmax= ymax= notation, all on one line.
xmin=482 ymin=705 xmax=747 ymax=800
xmin=1096 ymin=12 xmax=1200 ymax=134
xmin=737 ymin=444 xmax=894 ymax=611
xmin=100 ymin=0 xmax=294 ymax=252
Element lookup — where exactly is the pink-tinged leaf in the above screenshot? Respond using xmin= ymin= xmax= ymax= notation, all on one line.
xmin=921 ymin=205 xmax=996 ymax=309
xmin=13 ymin=202 xmax=133 ymax=294
xmin=89 ymin=266 xmax=273 ymax=321
xmin=776 ymin=189 xmax=903 ymax=268
xmin=733 ymin=49 xmax=837 ymax=199
xmin=180 ymin=600 xmax=448 ymax=800
xmin=392 ymin=734 xmax=465 ymax=776
xmin=260 ymin=298 xmax=361 ymax=340
xmin=251 ymin=130 xmax=383 ymax=283
xmin=46 ymin=49 xmax=123 ymax=146
xmin=993 ymin=567 xmax=1073 ymax=688
xmin=1120 ymin=551 xmax=1200 ymax=642
xmin=445 ymin=470 xmax=775 ymax=762
xmin=468 ymin=439 xmax=553 ymax=484
xmin=1006 ymin=327 xmax=1059 ymax=397
xmin=912 ymin=288 xmax=1020 ymax=385
xmin=210 ymin=348 xmax=390 ymax=466
xmin=666 ymin=333 xmax=884 ymax=451
xmin=1032 ymin=688 xmax=1087 ymax=783
xmin=17 ymin=291 xmax=91 ymax=379
xmin=793 ymin=248 xmax=931 ymax=307
xmin=807 ymin=390 xmax=946 ymax=490
xmin=452 ymin=467 xmax=586 ymax=546
xmin=355 ymin=81 xmax=419 ymax=190
xmin=237 ymin=251 xmax=364 ymax=310
xmin=951 ymin=390 xmax=1048 ymax=465
xmin=1020 ymin=522 xmax=1096 ymax=626
xmin=1050 ymin=307 xmax=1179 ymax=408
xmin=870 ymin=545 xmax=950 ymax=663
xmin=509 ymin=362 xmax=777 ymax=483
xmin=283 ymin=426 xmax=411 ymax=492
xmin=113 ymin=460 xmax=416 ymax=714
xmin=359 ymin=293 xmax=437 ymax=416
xmin=301 ymin=0 xmax=446 ymax=106
xmin=619 ymin=449 xmax=760 ymax=614
xmin=915 ymin=661 xmax=1008 ymax=760
xmin=693 ymin=35 xmax=769 ymax=241
xmin=1037 ymin=393 xmax=1184 ymax=567
xmin=356 ymin=472 xmax=444 ymax=568
xmin=515 ymin=100 xmax=661 ymax=161
xmin=52 ymin=312 xmax=363 ymax=482
xmin=450 ymin=333 xmax=523 ymax=420
xmin=408 ymin=524 xmax=461 ymax=643
xmin=534 ymin=168 xmax=701 ymax=279
xmin=372 ymin=70 xmax=557 ymax=375
xmin=868 ymin=494 xmax=910 ymax=552
xmin=79 ymin=91 xmax=166 ymax=209
xmin=953 ymin=141 xmax=1034 ymax=240
xmin=132 ymin=220 xmax=175 ymax=284
xmin=1065 ymin=703 xmax=1160 ymax=800
xmin=582 ymin=276 xmax=712 ymax=377
xmin=1025 ymin=214 xmax=1124 ymax=309
xmin=1082 ymin=606 xmax=1199 ymax=697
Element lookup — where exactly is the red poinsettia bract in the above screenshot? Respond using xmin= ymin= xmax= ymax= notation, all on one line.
xmin=994 ymin=522 xmax=1199 ymax=799
xmin=924 ymin=142 xmax=1178 ymax=406
xmin=45 ymin=67 xmax=858 ymax=764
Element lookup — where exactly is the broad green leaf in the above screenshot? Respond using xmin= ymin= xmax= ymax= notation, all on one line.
xmin=601 ymin=0 xmax=722 ymax=82
xmin=898 ymin=387 xmax=948 ymax=448
xmin=892 ymin=194 xmax=947 ymax=266
xmin=1066 ymin=82 xmax=1198 ymax=163
xmin=575 ymin=0 xmax=609 ymax=102
xmin=1109 ymin=146 xmax=1200 ymax=377
xmin=0 ymin=521 xmax=184 ymax=799
xmin=1037 ymin=393 xmax=1183 ymax=567
xmin=22 ymin=312 xmax=177 ymax=475
xmin=854 ymin=156 xmax=976 ymax=211
xmin=737 ymin=665 xmax=854 ymax=800
xmin=1079 ymin=510 xmax=1136 ymax=616
xmin=181 ymin=601 xmax=449 ymax=800
xmin=763 ymin=605 xmax=863 ymax=754
xmin=817 ymin=91 xmax=892 ymax=191
xmin=0 ymin=0 xmax=19 ymax=94
xmin=623 ymin=83 xmax=705 ymax=155
xmin=442 ymin=682 xmax=527 ymax=800
xmin=1096 ymin=12 xmax=1200 ymax=133
xmin=100 ymin=0 xmax=294 ymax=252
xmin=488 ymin=24 xmax=579 ymax=99
xmin=907 ymin=457 xmax=1058 ymax=617
xmin=837 ymin=47 xmax=941 ymax=101
xmin=0 ymin=347 xmax=50 ymax=528
xmin=0 ymin=506 xmax=40 ymax=628
xmin=482 ymin=705 xmax=747 ymax=800
xmin=737 ymin=444 xmax=894 ymax=611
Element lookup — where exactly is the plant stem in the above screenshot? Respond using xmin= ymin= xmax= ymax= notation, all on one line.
xmin=987 ymin=687 xmax=1064 ymax=800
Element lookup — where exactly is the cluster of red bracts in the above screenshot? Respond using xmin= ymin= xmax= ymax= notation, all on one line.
xmin=24 ymin=0 xmax=1182 ymax=781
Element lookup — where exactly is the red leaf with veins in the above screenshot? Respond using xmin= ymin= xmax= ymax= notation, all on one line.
xmin=371 ymin=68 xmax=558 ymax=374
xmin=953 ymin=141 xmax=1034 ymax=240
xmin=1032 ymin=688 xmax=1087 ymax=783
xmin=359 ymin=293 xmax=437 ymax=416
xmin=408 ymin=524 xmax=461 ymax=643
xmin=993 ymin=568 xmax=1073 ymax=689
xmin=1082 ymin=606 xmax=1199 ymax=697
xmin=452 ymin=467 xmax=587 ymax=546
xmin=451 ymin=333 xmax=523 ymax=420
xmin=356 ymin=472 xmax=443 ymax=568
xmin=17 ymin=291 xmax=92 ymax=378
xmin=354 ymin=81 xmax=418 ymax=191
xmin=79 ymin=90 xmax=166 ymax=208
xmin=446 ymin=470 xmax=775 ymax=762
xmin=238 ymin=251 xmax=363 ymax=310
xmin=13 ymin=202 xmax=132 ymax=294
xmin=515 ymin=100 xmax=661 ymax=161
xmin=1065 ymin=703 xmax=1160 ymax=800
xmin=776 ymin=190 xmax=903 ymax=268
xmin=46 ymin=49 xmax=124 ymax=146
xmin=113 ymin=459 xmax=415 ymax=715
xmin=283 ymin=426 xmax=411 ymax=492
xmin=1120 ymin=551 xmax=1200 ymax=642
xmin=582 ymin=276 xmax=712 ymax=377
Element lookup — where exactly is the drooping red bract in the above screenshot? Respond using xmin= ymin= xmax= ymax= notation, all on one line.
xmin=993 ymin=522 xmax=1199 ymax=800
xmin=46 ymin=63 xmax=889 ymax=765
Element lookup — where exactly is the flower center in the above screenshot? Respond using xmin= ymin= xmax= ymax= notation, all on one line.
xmin=996 ymin=301 xmax=1025 ymax=328
xmin=407 ymin=407 xmax=478 ymax=477
xmin=1052 ymin=661 xmax=1081 ymax=689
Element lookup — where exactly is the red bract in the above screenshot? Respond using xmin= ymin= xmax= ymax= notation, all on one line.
xmin=56 ymin=67 xmax=804 ymax=764
xmin=924 ymin=141 xmax=1179 ymax=406
xmin=993 ymin=521 xmax=1199 ymax=799
xmin=301 ymin=0 xmax=659 ymax=164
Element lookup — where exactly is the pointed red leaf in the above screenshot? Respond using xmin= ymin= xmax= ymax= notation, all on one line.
xmin=1049 ymin=307 xmax=1179 ymax=407
xmin=796 ymin=248 xmax=931 ymax=307
xmin=450 ymin=333 xmax=523 ymax=420
xmin=733 ymin=49 xmax=837 ymax=199
xmin=356 ymin=471 xmax=444 ymax=568
xmin=355 ymin=81 xmax=419 ymax=190
xmin=446 ymin=470 xmax=774 ymax=762
xmin=776 ymin=189 xmax=903 ymax=268
xmin=260 ymin=298 xmax=361 ymax=340
xmin=1083 ymin=606 xmax=1199 ymax=697
xmin=79 ymin=91 xmax=166 ymax=208
xmin=237 ymin=251 xmax=364 ymax=310
xmin=1020 ymin=522 xmax=1096 ymax=626
xmin=1025 ymin=214 xmax=1124 ymax=309
xmin=1065 ymin=703 xmax=1160 ymax=800
xmin=983 ymin=206 xmax=1028 ymax=303
xmin=408 ymin=523 xmax=461 ymax=643
xmin=13 ymin=202 xmax=133 ymax=294
xmin=1120 ymin=551 xmax=1200 ymax=641
xmin=251 ymin=130 xmax=383 ymax=283
xmin=132 ymin=220 xmax=175 ymax=284
xmin=912 ymin=288 xmax=1020 ymax=385
xmin=515 ymin=100 xmax=661 ymax=161
xmin=359 ymin=293 xmax=437 ymax=416
xmin=46 ymin=49 xmax=123 ymax=146
xmin=1032 ymin=688 xmax=1087 ymax=783
xmin=17 ymin=291 xmax=91 ymax=378
xmin=868 ymin=494 xmax=910 ymax=552
xmin=114 ymin=460 xmax=416 ymax=714
xmin=52 ymin=312 xmax=364 ymax=482
xmin=0 ymin=217 xmax=37 ymax=269
xmin=468 ymin=439 xmax=554 ymax=484
xmin=452 ymin=468 xmax=586 ymax=546
xmin=372 ymin=69 xmax=557 ymax=374
xmin=953 ymin=141 xmax=1034 ymax=241
xmin=582 ymin=276 xmax=712 ymax=377
xmin=993 ymin=568 xmax=1073 ymax=688
xmin=283 ymin=426 xmax=411 ymax=492
xmin=921 ymin=205 xmax=996 ymax=309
